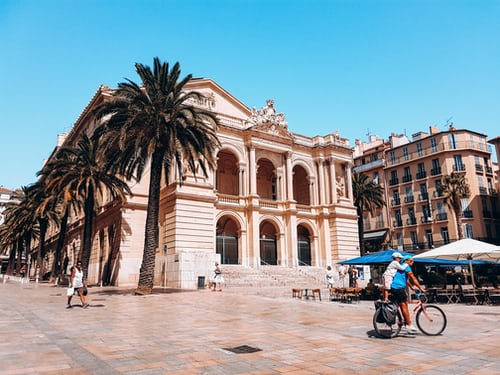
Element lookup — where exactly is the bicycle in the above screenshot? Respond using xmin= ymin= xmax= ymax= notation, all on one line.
xmin=373 ymin=291 xmax=447 ymax=338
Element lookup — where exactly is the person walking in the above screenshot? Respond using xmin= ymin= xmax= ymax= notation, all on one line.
xmin=325 ymin=266 xmax=335 ymax=288
xmin=67 ymin=261 xmax=88 ymax=308
xmin=211 ymin=262 xmax=224 ymax=292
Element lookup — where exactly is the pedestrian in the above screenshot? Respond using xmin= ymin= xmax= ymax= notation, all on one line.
xmin=325 ymin=266 xmax=335 ymax=288
xmin=20 ymin=264 xmax=27 ymax=283
xmin=67 ymin=260 xmax=88 ymax=308
xmin=338 ymin=264 xmax=347 ymax=288
xmin=211 ymin=262 xmax=224 ymax=292
xmin=349 ymin=266 xmax=358 ymax=287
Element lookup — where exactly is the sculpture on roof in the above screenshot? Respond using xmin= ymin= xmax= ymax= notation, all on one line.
xmin=246 ymin=99 xmax=288 ymax=129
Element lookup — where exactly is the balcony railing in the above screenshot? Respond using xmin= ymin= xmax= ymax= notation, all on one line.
xmin=435 ymin=212 xmax=448 ymax=221
xmin=416 ymin=171 xmax=427 ymax=179
xmin=462 ymin=210 xmax=473 ymax=218
xmin=392 ymin=198 xmax=401 ymax=206
xmin=475 ymin=164 xmax=483 ymax=173
xmin=453 ymin=164 xmax=466 ymax=172
xmin=479 ymin=187 xmax=487 ymax=195
xmin=418 ymin=192 xmax=429 ymax=201
xmin=485 ymin=166 xmax=493 ymax=175
xmin=394 ymin=219 xmax=403 ymax=227
xmin=433 ymin=190 xmax=443 ymax=198
xmin=404 ymin=195 xmax=415 ymax=204
xmin=407 ymin=217 xmax=417 ymax=225
xmin=389 ymin=178 xmax=399 ymax=186
xmin=489 ymin=188 xmax=497 ymax=195
xmin=430 ymin=167 xmax=442 ymax=176
xmin=421 ymin=215 xmax=433 ymax=223
xmin=402 ymin=174 xmax=413 ymax=183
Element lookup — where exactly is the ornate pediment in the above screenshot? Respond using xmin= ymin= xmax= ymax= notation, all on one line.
xmin=246 ymin=100 xmax=291 ymax=138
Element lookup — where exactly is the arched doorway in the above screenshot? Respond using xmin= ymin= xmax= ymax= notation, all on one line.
xmin=297 ymin=224 xmax=311 ymax=266
xmin=216 ymin=150 xmax=239 ymax=195
xmin=216 ymin=216 xmax=239 ymax=264
xmin=260 ymin=221 xmax=277 ymax=265
xmin=293 ymin=165 xmax=310 ymax=205
xmin=257 ymin=158 xmax=277 ymax=200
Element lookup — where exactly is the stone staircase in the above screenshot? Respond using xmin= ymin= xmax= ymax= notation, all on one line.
xmin=220 ymin=264 xmax=328 ymax=297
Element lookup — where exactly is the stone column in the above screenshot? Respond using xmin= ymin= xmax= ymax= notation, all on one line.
xmin=249 ymin=147 xmax=257 ymax=195
xmin=330 ymin=158 xmax=337 ymax=203
xmin=286 ymin=151 xmax=293 ymax=201
xmin=346 ymin=163 xmax=353 ymax=201
xmin=317 ymin=158 xmax=325 ymax=205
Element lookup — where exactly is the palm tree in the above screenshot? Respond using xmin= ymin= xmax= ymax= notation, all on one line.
xmin=24 ymin=181 xmax=60 ymax=276
xmin=42 ymin=133 xmax=131 ymax=279
xmin=94 ymin=57 xmax=220 ymax=294
xmin=1 ymin=187 xmax=39 ymax=274
xmin=352 ymin=172 xmax=385 ymax=255
xmin=440 ymin=172 xmax=470 ymax=240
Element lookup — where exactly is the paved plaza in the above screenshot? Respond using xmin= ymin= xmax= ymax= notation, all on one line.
xmin=0 ymin=278 xmax=499 ymax=375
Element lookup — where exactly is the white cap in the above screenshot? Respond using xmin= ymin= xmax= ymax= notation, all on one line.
xmin=392 ymin=251 xmax=403 ymax=259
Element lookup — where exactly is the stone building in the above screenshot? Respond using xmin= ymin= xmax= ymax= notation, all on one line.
xmin=41 ymin=79 xmax=359 ymax=288
xmin=353 ymin=125 xmax=499 ymax=253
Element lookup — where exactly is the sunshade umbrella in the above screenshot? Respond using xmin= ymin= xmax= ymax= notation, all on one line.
xmin=338 ymin=249 xmax=475 ymax=266
xmin=413 ymin=238 xmax=500 ymax=287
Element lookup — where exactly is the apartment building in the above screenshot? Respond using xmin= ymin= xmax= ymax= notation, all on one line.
xmin=38 ymin=79 xmax=359 ymax=288
xmin=353 ymin=125 xmax=499 ymax=253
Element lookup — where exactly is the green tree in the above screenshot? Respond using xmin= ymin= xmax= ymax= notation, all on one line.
xmin=0 ymin=187 xmax=39 ymax=274
xmin=352 ymin=172 xmax=385 ymax=255
xmin=440 ymin=172 xmax=470 ymax=240
xmin=94 ymin=57 xmax=220 ymax=294
xmin=42 ymin=133 xmax=131 ymax=279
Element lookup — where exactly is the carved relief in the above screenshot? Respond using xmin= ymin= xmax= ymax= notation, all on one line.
xmin=246 ymin=99 xmax=291 ymax=138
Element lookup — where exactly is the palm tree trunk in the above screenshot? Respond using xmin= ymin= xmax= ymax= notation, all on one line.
xmin=50 ymin=207 xmax=69 ymax=282
xmin=81 ymin=185 xmax=95 ymax=280
xmin=136 ymin=150 xmax=163 ymax=294
xmin=357 ymin=206 xmax=365 ymax=255
xmin=36 ymin=218 xmax=48 ymax=277
xmin=454 ymin=208 xmax=464 ymax=239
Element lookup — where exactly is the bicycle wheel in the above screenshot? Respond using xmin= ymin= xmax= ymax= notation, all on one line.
xmin=416 ymin=304 xmax=447 ymax=336
xmin=373 ymin=307 xmax=402 ymax=338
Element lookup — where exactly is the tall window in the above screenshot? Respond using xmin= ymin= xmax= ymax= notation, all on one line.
xmin=431 ymin=138 xmax=438 ymax=153
xmin=464 ymin=224 xmax=473 ymax=238
xmin=453 ymin=155 xmax=464 ymax=171
xmin=403 ymin=147 xmax=409 ymax=161
xmin=448 ymin=133 xmax=457 ymax=149
xmin=425 ymin=230 xmax=434 ymax=248
xmin=389 ymin=150 xmax=396 ymax=164
xmin=441 ymin=227 xmax=450 ymax=244
xmin=416 ymin=143 xmax=423 ymax=157
xmin=410 ymin=231 xmax=418 ymax=249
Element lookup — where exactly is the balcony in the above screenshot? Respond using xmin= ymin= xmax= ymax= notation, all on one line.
xmin=462 ymin=210 xmax=473 ymax=218
xmin=418 ymin=192 xmax=429 ymax=201
xmin=416 ymin=171 xmax=427 ymax=179
xmin=475 ymin=164 xmax=483 ymax=173
xmin=407 ymin=217 xmax=417 ymax=225
xmin=430 ymin=167 xmax=442 ymax=176
xmin=421 ymin=215 xmax=433 ymax=223
xmin=392 ymin=197 xmax=401 ymax=206
xmin=489 ymin=188 xmax=497 ymax=195
xmin=394 ymin=219 xmax=403 ymax=227
xmin=453 ymin=164 xmax=466 ymax=173
xmin=479 ymin=187 xmax=487 ymax=195
xmin=389 ymin=178 xmax=399 ymax=186
xmin=404 ymin=195 xmax=415 ymax=204
xmin=435 ymin=212 xmax=448 ymax=221
xmin=433 ymin=190 xmax=443 ymax=198
xmin=485 ymin=166 xmax=493 ymax=175
xmin=402 ymin=174 xmax=413 ymax=183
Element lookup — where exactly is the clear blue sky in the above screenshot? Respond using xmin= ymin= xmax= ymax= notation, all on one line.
xmin=1 ymin=0 xmax=499 ymax=190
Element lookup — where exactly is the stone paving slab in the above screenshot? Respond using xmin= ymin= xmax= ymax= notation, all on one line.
xmin=0 ymin=280 xmax=499 ymax=374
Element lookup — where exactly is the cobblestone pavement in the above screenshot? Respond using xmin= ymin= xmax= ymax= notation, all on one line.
xmin=0 ymin=278 xmax=499 ymax=375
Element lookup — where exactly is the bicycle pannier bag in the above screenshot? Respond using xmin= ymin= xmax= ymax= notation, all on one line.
xmin=382 ymin=302 xmax=398 ymax=325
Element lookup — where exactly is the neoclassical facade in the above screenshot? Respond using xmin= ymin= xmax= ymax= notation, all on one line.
xmin=42 ymin=79 xmax=359 ymax=288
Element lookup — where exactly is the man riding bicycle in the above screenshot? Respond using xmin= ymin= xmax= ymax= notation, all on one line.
xmin=390 ymin=255 xmax=426 ymax=334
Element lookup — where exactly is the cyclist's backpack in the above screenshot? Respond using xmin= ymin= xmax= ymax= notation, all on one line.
xmin=379 ymin=302 xmax=398 ymax=325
